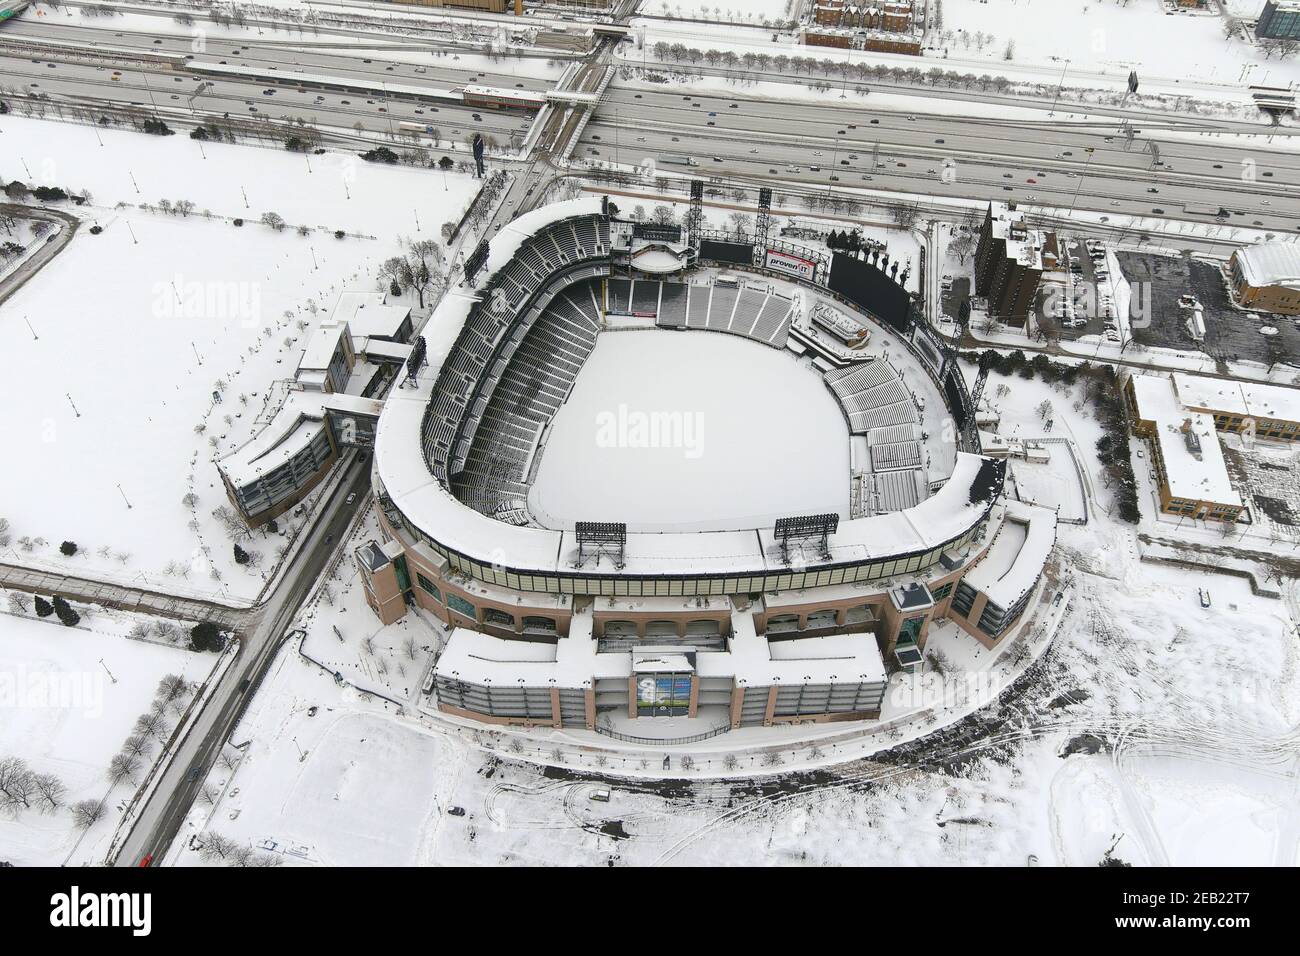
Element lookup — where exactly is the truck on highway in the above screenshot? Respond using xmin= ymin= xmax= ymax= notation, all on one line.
xmin=0 ymin=1 xmax=30 ymax=21
xmin=1182 ymin=203 xmax=1229 ymax=220
xmin=661 ymin=155 xmax=699 ymax=167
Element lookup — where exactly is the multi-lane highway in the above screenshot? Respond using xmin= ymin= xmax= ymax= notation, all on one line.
xmin=579 ymin=85 xmax=1300 ymax=233
xmin=4 ymin=9 xmax=1299 ymax=235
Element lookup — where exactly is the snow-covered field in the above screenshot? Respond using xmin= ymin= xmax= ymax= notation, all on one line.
xmin=529 ymin=329 xmax=850 ymax=532
xmin=0 ymin=603 xmax=216 ymax=865
xmin=937 ymin=0 xmax=1299 ymax=88
xmin=0 ymin=115 xmax=479 ymax=599
xmin=643 ymin=0 xmax=796 ymax=24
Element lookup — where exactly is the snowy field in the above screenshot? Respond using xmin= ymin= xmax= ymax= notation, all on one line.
xmin=528 ymin=329 xmax=850 ymax=532
xmin=938 ymin=0 xmax=1300 ymax=88
xmin=642 ymin=0 xmax=796 ymax=24
xmin=0 ymin=115 xmax=479 ymax=599
xmin=0 ymin=606 xmax=215 ymax=866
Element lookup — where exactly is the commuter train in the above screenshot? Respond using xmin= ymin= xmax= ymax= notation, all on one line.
xmin=0 ymin=1 xmax=30 ymax=22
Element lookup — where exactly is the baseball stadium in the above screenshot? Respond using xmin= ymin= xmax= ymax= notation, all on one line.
xmin=355 ymin=191 xmax=1058 ymax=738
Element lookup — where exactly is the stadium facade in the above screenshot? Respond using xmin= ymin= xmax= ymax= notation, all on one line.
xmin=359 ymin=197 xmax=1058 ymax=734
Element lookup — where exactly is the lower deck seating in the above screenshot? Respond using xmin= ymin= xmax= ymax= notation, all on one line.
xmin=451 ymin=279 xmax=603 ymax=518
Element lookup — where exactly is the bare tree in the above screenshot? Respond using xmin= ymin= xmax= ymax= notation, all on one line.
xmin=71 ymin=799 xmax=106 ymax=829
xmin=156 ymin=673 xmax=189 ymax=704
xmin=198 ymin=831 xmax=238 ymax=862
xmin=107 ymin=752 xmax=142 ymax=787
xmin=122 ymin=734 xmax=154 ymax=758
xmin=0 ymin=756 xmax=36 ymax=812
xmin=32 ymin=772 xmax=66 ymax=813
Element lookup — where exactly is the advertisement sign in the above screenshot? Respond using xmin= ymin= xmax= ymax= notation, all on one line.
xmin=765 ymin=249 xmax=816 ymax=282
xmin=636 ymin=676 xmax=692 ymax=714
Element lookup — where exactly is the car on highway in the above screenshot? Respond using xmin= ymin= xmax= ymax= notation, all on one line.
xmin=346 ymin=493 xmax=357 ymax=505
xmin=729 ymin=103 xmax=738 ymax=108
xmin=1147 ymin=187 xmax=1159 ymax=194
xmin=1027 ymin=177 xmax=1037 ymax=184
xmin=869 ymin=118 xmax=880 ymax=124
xmin=1152 ymin=208 xmax=1164 ymax=214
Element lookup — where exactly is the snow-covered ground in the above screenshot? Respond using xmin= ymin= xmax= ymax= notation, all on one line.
xmin=936 ymin=0 xmax=1298 ymax=89
xmin=0 ymin=114 xmax=479 ymax=599
xmin=529 ymin=329 xmax=850 ymax=532
xmin=167 ymin=542 xmax=1298 ymax=866
xmin=0 ymin=598 xmax=217 ymax=865
xmin=642 ymin=0 xmax=796 ymax=24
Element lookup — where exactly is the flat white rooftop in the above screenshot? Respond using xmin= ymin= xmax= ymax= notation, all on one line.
xmin=1132 ymin=374 xmax=1242 ymax=507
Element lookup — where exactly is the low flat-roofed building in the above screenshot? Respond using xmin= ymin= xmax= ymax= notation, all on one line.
xmin=1229 ymin=242 xmax=1300 ymax=316
xmin=327 ymin=291 xmax=413 ymax=343
xmin=1126 ymin=373 xmax=1245 ymax=522
xmin=1171 ymin=371 xmax=1300 ymax=441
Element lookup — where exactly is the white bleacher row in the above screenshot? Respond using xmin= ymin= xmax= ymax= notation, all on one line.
xmin=451 ymin=278 xmax=604 ymax=519
xmin=421 ymin=215 xmax=610 ymax=488
xmin=866 ymin=468 xmax=927 ymax=513
xmin=826 ymin=359 xmax=929 ymax=515
xmin=644 ymin=280 xmax=793 ymax=349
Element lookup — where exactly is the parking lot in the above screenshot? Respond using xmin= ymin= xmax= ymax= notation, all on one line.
xmin=1116 ymin=251 xmax=1300 ymax=368
xmin=1035 ymin=236 xmax=1119 ymax=343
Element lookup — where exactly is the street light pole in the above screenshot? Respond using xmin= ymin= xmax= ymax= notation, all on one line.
xmin=1048 ymin=59 xmax=1070 ymax=117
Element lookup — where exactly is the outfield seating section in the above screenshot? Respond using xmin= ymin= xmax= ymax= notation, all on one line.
xmin=648 ymin=281 xmax=793 ymax=348
xmin=826 ymin=361 xmax=929 ymax=515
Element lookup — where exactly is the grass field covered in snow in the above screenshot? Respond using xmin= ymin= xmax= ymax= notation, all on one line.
xmin=0 ymin=605 xmax=216 ymax=866
xmin=0 ymin=115 xmax=480 ymax=599
xmin=529 ymin=329 xmax=850 ymax=532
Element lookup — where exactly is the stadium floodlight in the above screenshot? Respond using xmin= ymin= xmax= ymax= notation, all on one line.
xmin=774 ymin=513 xmax=839 ymax=565
xmin=464 ymin=241 xmax=489 ymax=286
xmin=575 ymin=521 xmax=627 ymax=569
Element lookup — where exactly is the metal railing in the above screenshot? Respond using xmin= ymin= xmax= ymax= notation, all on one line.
xmin=594 ymin=721 xmax=732 ymax=747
